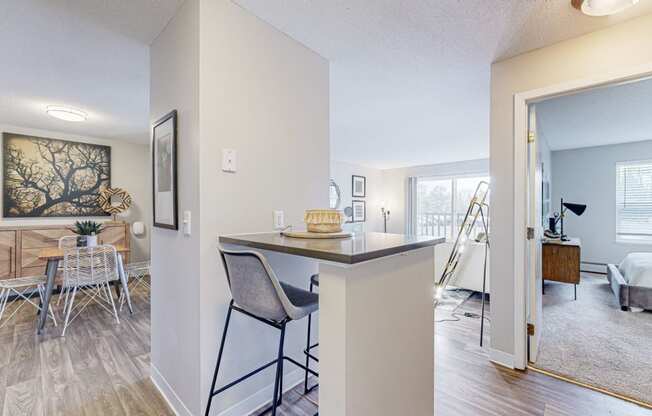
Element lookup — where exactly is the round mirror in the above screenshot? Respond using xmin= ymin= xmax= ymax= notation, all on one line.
xmin=329 ymin=179 xmax=341 ymax=209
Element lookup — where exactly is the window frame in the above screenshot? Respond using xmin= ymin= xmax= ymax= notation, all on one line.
xmin=414 ymin=172 xmax=489 ymax=239
xmin=615 ymin=159 xmax=652 ymax=245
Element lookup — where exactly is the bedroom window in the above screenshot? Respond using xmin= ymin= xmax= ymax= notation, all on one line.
xmin=415 ymin=175 xmax=489 ymax=239
xmin=616 ymin=160 xmax=652 ymax=243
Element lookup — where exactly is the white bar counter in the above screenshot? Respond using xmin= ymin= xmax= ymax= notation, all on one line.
xmin=219 ymin=232 xmax=444 ymax=416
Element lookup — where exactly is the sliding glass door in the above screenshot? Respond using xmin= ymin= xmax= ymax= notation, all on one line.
xmin=415 ymin=175 xmax=489 ymax=239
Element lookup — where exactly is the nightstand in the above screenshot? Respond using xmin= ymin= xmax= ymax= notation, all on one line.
xmin=542 ymin=238 xmax=581 ymax=300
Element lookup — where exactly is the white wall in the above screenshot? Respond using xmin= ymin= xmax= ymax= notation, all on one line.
xmin=381 ymin=159 xmax=489 ymax=234
xmin=330 ymin=160 xmax=383 ymax=232
xmin=0 ymin=124 xmax=150 ymax=261
xmin=490 ymin=13 xmax=652 ymax=360
xmin=150 ymin=1 xmax=330 ymax=414
xmin=552 ymin=141 xmax=652 ymax=265
xmin=149 ymin=0 xmax=201 ymax=413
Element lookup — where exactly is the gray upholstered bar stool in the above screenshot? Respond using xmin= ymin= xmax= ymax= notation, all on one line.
xmin=205 ymin=247 xmax=319 ymax=416
xmin=303 ymin=273 xmax=319 ymax=394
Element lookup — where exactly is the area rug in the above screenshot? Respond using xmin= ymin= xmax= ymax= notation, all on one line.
xmin=535 ymin=274 xmax=652 ymax=405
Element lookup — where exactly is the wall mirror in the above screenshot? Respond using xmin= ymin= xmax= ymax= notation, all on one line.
xmin=329 ymin=179 xmax=341 ymax=209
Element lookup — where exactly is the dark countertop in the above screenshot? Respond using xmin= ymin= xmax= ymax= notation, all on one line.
xmin=219 ymin=232 xmax=445 ymax=264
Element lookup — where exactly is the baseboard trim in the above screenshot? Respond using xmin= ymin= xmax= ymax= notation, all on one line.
xmin=216 ymin=369 xmax=305 ymax=416
xmin=150 ymin=364 xmax=194 ymax=416
xmin=489 ymin=348 xmax=515 ymax=369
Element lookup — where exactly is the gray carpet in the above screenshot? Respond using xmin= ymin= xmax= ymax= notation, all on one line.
xmin=536 ymin=274 xmax=652 ymax=405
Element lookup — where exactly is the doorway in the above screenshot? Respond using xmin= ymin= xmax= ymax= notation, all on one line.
xmin=523 ymin=76 xmax=652 ymax=408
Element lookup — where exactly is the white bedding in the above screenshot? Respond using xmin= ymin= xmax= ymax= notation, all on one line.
xmin=618 ymin=253 xmax=652 ymax=288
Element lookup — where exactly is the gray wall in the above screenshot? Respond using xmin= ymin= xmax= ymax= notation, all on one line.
xmin=150 ymin=1 xmax=330 ymax=414
xmin=198 ymin=2 xmax=329 ymax=413
xmin=491 ymin=13 xmax=652 ymax=362
xmin=330 ymin=160 xmax=384 ymax=232
xmin=552 ymin=141 xmax=652 ymax=265
xmin=149 ymin=0 xmax=201 ymax=413
xmin=538 ymin=131 xmax=553 ymax=227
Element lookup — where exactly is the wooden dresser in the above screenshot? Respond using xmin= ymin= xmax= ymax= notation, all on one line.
xmin=0 ymin=222 xmax=130 ymax=280
xmin=542 ymin=238 xmax=581 ymax=300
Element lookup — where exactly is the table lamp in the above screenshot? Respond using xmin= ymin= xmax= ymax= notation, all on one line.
xmin=557 ymin=198 xmax=587 ymax=241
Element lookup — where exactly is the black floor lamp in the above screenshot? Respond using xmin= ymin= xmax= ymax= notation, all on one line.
xmin=381 ymin=206 xmax=390 ymax=233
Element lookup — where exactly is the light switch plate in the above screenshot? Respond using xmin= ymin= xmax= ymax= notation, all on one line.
xmin=222 ymin=149 xmax=237 ymax=172
xmin=273 ymin=210 xmax=284 ymax=230
xmin=183 ymin=210 xmax=191 ymax=236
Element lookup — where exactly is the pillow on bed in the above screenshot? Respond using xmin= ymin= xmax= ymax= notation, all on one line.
xmin=618 ymin=253 xmax=652 ymax=288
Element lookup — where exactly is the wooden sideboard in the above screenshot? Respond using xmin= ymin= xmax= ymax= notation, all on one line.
xmin=0 ymin=222 xmax=130 ymax=280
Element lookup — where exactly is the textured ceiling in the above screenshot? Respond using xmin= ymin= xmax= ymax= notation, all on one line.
xmin=234 ymin=0 xmax=652 ymax=169
xmin=537 ymin=77 xmax=652 ymax=151
xmin=0 ymin=0 xmax=182 ymax=144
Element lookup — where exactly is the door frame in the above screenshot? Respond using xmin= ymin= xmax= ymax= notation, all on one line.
xmin=512 ymin=63 xmax=652 ymax=370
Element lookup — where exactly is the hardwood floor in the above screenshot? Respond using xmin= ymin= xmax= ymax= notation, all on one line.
xmin=250 ymin=294 xmax=652 ymax=416
xmin=0 ymin=285 xmax=172 ymax=416
xmin=1 ymin=286 xmax=650 ymax=415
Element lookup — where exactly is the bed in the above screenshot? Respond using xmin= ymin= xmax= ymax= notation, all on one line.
xmin=607 ymin=253 xmax=652 ymax=312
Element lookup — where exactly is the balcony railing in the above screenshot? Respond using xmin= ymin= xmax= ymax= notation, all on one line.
xmin=417 ymin=212 xmax=488 ymax=239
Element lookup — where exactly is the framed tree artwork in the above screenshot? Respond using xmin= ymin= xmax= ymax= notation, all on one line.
xmin=152 ymin=110 xmax=178 ymax=230
xmin=352 ymin=200 xmax=366 ymax=222
xmin=3 ymin=133 xmax=111 ymax=218
xmin=352 ymin=175 xmax=366 ymax=197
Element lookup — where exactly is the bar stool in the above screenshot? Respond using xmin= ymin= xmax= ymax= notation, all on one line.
xmin=304 ymin=274 xmax=319 ymax=394
xmin=205 ymin=248 xmax=319 ymax=416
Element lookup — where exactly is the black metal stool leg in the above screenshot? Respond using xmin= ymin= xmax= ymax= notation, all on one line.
xmin=271 ymin=323 xmax=287 ymax=416
xmin=205 ymin=301 xmax=234 ymax=416
xmin=304 ymin=280 xmax=314 ymax=394
xmin=277 ymin=338 xmax=284 ymax=407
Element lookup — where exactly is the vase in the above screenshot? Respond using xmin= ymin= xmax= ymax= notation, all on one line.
xmin=86 ymin=235 xmax=98 ymax=247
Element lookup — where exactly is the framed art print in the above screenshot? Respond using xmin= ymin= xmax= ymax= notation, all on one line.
xmin=352 ymin=175 xmax=366 ymax=197
xmin=152 ymin=110 xmax=178 ymax=230
xmin=352 ymin=200 xmax=366 ymax=222
xmin=3 ymin=132 xmax=110 ymax=218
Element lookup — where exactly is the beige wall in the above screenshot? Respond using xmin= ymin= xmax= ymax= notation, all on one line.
xmin=0 ymin=124 xmax=150 ymax=261
xmin=149 ymin=0 xmax=201 ymax=413
xmin=490 ymin=14 xmax=652 ymax=361
xmin=198 ymin=1 xmax=329 ymax=414
xmin=150 ymin=1 xmax=329 ymax=414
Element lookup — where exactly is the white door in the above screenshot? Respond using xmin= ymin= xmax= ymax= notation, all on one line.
xmin=527 ymin=104 xmax=543 ymax=362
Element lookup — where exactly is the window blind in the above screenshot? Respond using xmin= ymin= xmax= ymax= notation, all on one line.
xmin=616 ymin=160 xmax=652 ymax=240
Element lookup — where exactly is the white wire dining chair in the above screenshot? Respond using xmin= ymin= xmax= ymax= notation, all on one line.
xmin=56 ymin=235 xmax=87 ymax=307
xmin=119 ymin=260 xmax=150 ymax=311
xmin=0 ymin=276 xmax=57 ymax=329
xmin=60 ymin=244 xmax=121 ymax=336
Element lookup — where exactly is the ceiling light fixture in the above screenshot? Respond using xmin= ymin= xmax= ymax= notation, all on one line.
xmin=572 ymin=0 xmax=639 ymax=16
xmin=46 ymin=105 xmax=87 ymax=122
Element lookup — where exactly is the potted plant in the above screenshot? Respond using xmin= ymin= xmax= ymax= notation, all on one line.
xmin=72 ymin=220 xmax=104 ymax=247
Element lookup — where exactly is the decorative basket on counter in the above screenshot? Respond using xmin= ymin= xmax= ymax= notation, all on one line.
xmin=304 ymin=209 xmax=345 ymax=233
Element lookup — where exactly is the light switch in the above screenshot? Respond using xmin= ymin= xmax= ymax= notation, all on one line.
xmin=183 ymin=210 xmax=191 ymax=236
xmin=222 ymin=149 xmax=237 ymax=172
xmin=273 ymin=210 xmax=284 ymax=230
